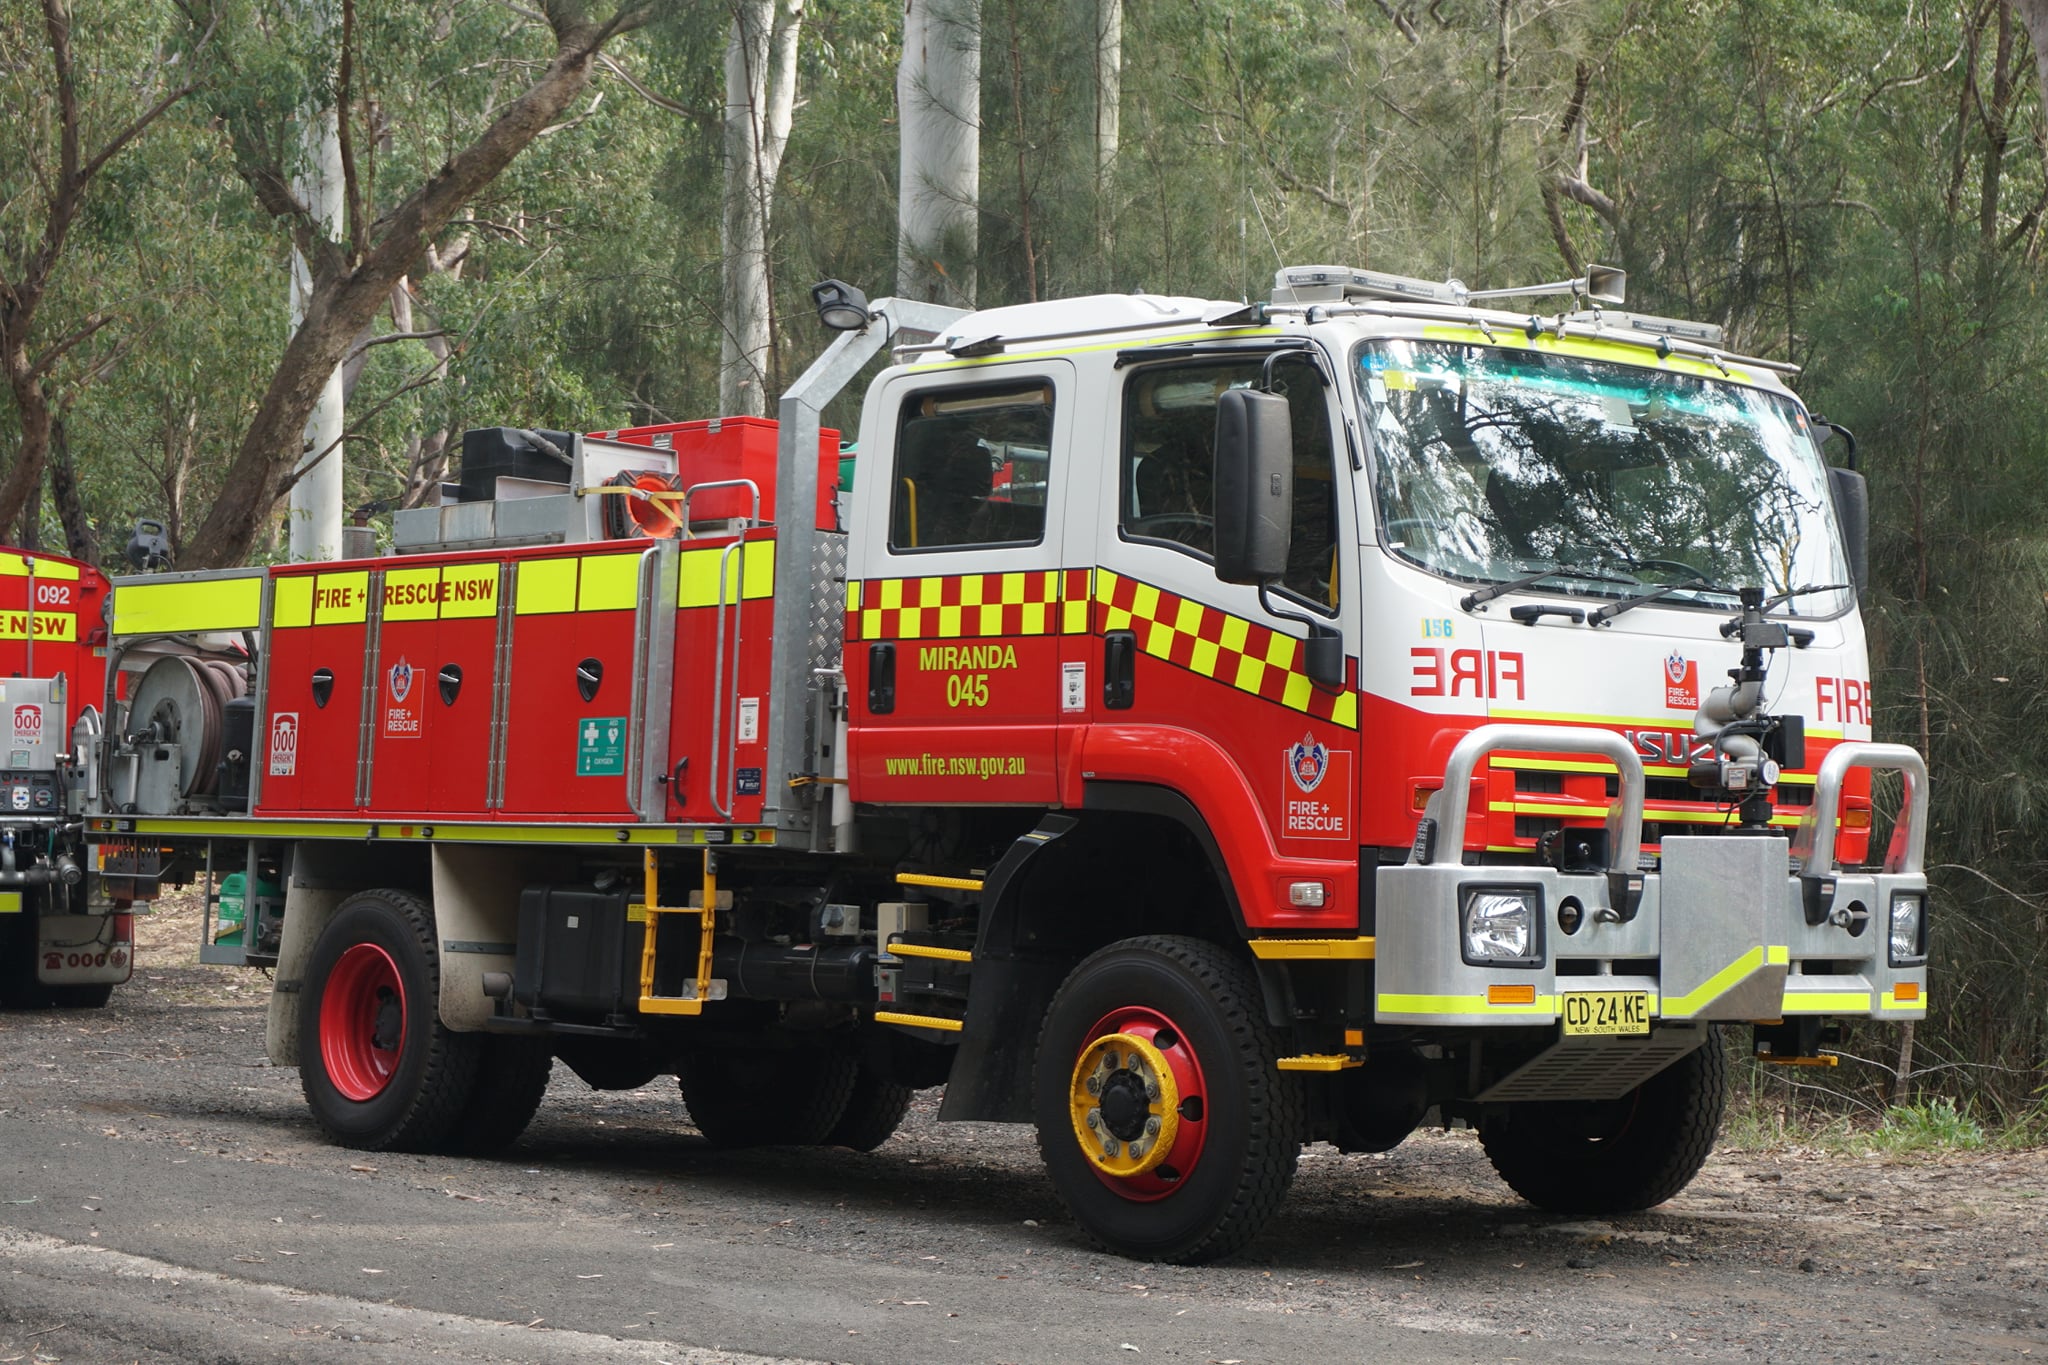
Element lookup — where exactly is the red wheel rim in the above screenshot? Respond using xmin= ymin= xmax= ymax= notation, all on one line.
xmin=1071 ymin=1005 xmax=1210 ymax=1202
xmin=319 ymin=943 xmax=406 ymax=1101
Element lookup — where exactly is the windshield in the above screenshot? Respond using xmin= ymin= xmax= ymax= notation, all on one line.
xmin=1359 ymin=340 xmax=1851 ymax=615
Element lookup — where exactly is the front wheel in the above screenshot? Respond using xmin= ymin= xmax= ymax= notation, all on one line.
xmin=1479 ymin=1028 xmax=1727 ymax=1213
xmin=1033 ymin=935 xmax=1303 ymax=1265
xmin=299 ymin=889 xmax=481 ymax=1151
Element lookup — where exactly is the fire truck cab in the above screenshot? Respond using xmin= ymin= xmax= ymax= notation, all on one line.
xmin=81 ymin=263 xmax=1929 ymax=1264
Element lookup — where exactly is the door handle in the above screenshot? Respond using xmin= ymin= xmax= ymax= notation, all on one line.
xmin=868 ymin=642 xmax=896 ymax=714
xmin=1103 ymin=630 xmax=1136 ymax=709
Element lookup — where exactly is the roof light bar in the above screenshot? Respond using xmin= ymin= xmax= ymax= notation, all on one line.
xmin=1272 ymin=265 xmax=1466 ymax=307
xmin=1570 ymin=310 xmax=1725 ymax=348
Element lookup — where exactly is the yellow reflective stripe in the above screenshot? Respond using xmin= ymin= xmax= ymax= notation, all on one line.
xmin=312 ymin=570 xmax=369 ymax=625
xmin=83 ymin=816 xmax=779 ymax=847
xmin=272 ymin=575 xmax=314 ymax=628
xmin=577 ymin=552 xmax=642 ymax=612
xmin=1492 ymin=799 xmax=1800 ymax=828
xmin=677 ymin=542 xmax=776 ymax=608
xmin=1418 ymin=325 xmax=1754 ymax=383
xmin=383 ymin=566 xmax=441 ymax=622
xmin=1780 ymin=990 xmax=1875 ymax=1014
xmin=0 ymin=554 xmax=79 ymax=580
xmin=741 ymin=539 xmax=774 ymax=597
xmin=440 ymin=564 xmax=500 ymax=620
xmin=1249 ymin=937 xmax=1376 ymax=960
xmin=1662 ymin=945 xmax=1787 ymax=1016
xmin=1378 ymin=993 xmax=1559 ymax=1016
xmin=0 ymin=891 xmax=20 ymax=913
xmin=516 ymin=558 xmax=579 ymax=615
xmin=1880 ymin=987 xmax=1925 ymax=1012
xmin=113 ymin=575 xmax=265 ymax=636
xmin=0 ymin=611 xmax=76 ymax=642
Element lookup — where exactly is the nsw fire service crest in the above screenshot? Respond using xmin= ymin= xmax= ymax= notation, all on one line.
xmin=1288 ymin=733 xmax=1329 ymax=793
xmin=383 ymin=657 xmax=423 ymax=738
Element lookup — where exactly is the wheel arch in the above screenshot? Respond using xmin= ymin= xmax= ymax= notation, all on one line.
xmin=265 ymin=841 xmax=429 ymax=1067
xmin=940 ymin=784 xmax=1286 ymax=1123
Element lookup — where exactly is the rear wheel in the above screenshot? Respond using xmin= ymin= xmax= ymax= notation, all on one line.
xmin=1479 ymin=1029 xmax=1727 ymax=1213
xmin=1033 ymin=935 xmax=1303 ymax=1265
xmin=823 ymin=1063 xmax=915 ymax=1151
xmin=679 ymin=1048 xmax=858 ymax=1148
xmin=444 ymin=1036 xmax=553 ymax=1154
xmin=299 ymin=889 xmax=481 ymax=1151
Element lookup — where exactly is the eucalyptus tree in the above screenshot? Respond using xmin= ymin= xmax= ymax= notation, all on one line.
xmin=181 ymin=0 xmax=651 ymax=569
xmin=0 ymin=0 xmax=217 ymax=543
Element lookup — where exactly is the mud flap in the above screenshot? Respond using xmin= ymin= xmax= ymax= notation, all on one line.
xmin=1657 ymin=836 xmax=1790 ymax=1020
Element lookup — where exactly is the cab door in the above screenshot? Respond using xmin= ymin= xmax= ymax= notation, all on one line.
xmin=1077 ymin=350 xmax=1365 ymax=861
xmin=845 ymin=361 xmax=1073 ymax=806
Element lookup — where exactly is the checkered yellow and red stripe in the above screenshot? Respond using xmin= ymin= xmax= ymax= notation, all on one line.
xmin=846 ymin=568 xmax=1357 ymax=729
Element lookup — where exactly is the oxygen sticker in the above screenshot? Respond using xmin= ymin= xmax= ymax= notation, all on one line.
xmin=269 ymin=712 xmax=299 ymax=777
xmin=1664 ymin=652 xmax=1699 ymax=710
xmin=383 ymin=657 xmax=423 ymax=739
xmin=576 ymin=717 xmax=628 ymax=776
xmin=1282 ymin=735 xmax=1352 ymax=841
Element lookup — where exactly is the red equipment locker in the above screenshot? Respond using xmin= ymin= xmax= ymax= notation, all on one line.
xmin=497 ymin=546 xmax=646 ymax=818
xmin=260 ymin=567 xmax=371 ymax=813
xmin=597 ymin=416 xmax=841 ymax=531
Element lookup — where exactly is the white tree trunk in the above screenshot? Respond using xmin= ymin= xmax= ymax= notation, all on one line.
xmin=1092 ymin=0 xmax=1120 ymax=257
xmin=2021 ymin=0 xmax=2048 ymax=231
xmin=720 ymin=0 xmax=804 ymax=418
xmin=289 ymin=96 xmax=346 ymax=563
xmin=897 ymin=0 xmax=980 ymax=306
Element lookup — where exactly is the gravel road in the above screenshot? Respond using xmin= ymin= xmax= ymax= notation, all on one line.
xmin=1 ymin=895 xmax=2044 ymax=1364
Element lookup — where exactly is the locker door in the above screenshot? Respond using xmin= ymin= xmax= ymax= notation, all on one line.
xmin=499 ymin=550 xmax=643 ymax=817
xmin=258 ymin=568 xmax=371 ymax=814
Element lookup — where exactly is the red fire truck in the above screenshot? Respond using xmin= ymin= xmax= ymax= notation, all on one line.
xmin=74 ymin=264 xmax=1928 ymax=1263
xmin=0 ymin=548 xmax=129 ymax=1008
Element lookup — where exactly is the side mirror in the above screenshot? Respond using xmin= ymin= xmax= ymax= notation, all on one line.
xmin=1827 ymin=465 xmax=1869 ymax=603
xmin=1213 ymin=389 xmax=1293 ymax=584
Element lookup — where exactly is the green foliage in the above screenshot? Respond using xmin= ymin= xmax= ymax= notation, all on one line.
xmin=1869 ymin=1097 xmax=1988 ymax=1153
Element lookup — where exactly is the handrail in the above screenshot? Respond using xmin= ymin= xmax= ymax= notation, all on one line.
xmin=1789 ymin=742 xmax=1929 ymax=876
xmin=679 ymin=478 xmax=763 ymax=537
xmin=707 ymin=539 xmax=746 ymax=821
xmin=1418 ymin=723 xmax=1645 ymax=871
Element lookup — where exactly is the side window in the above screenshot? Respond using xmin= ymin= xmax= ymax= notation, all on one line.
xmin=890 ymin=382 xmax=1052 ymax=552
xmin=1122 ymin=356 xmax=1340 ymax=608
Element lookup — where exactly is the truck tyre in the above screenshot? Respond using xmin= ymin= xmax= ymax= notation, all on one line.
xmin=444 ymin=1036 xmax=553 ymax=1155
xmin=823 ymin=1063 xmax=915 ymax=1151
xmin=0 ymin=916 xmax=112 ymax=1010
xmin=679 ymin=1048 xmax=859 ymax=1148
xmin=1032 ymin=935 xmax=1304 ymax=1265
xmin=299 ymin=889 xmax=482 ymax=1152
xmin=1479 ymin=1028 xmax=1727 ymax=1214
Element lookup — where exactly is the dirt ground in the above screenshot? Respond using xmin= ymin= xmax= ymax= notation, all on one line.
xmin=1 ymin=892 xmax=2045 ymax=1364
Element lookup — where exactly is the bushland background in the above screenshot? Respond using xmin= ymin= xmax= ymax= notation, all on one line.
xmin=4 ymin=0 xmax=2046 ymax=1133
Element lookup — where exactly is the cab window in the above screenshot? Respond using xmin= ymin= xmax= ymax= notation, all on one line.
xmin=1121 ymin=355 xmax=1340 ymax=608
xmin=890 ymin=383 xmax=1052 ymax=551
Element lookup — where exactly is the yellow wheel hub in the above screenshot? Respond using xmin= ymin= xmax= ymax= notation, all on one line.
xmin=1068 ymin=1031 xmax=1182 ymax=1178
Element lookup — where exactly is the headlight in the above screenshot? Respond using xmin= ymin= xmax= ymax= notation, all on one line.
xmin=1888 ymin=893 xmax=1926 ymax=967
xmin=1461 ymin=886 xmax=1542 ymax=967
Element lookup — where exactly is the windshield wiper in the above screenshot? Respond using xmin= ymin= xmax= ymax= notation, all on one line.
xmin=1460 ymin=563 xmax=1636 ymax=612
xmin=1587 ymin=574 xmax=1737 ymax=626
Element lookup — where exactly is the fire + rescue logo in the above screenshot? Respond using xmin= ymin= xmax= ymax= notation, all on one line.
xmin=1664 ymin=652 xmax=1700 ymax=710
xmin=384 ymin=658 xmax=423 ymax=739
xmin=1287 ymin=733 xmax=1329 ymax=794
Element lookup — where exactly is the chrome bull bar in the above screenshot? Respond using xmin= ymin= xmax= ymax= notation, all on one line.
xmin=1376 ymin=727 xmax=1931 ymax=1028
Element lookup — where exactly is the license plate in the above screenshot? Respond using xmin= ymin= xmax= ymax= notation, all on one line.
xmin=1561 ymin=990 xmax=1650 ymax=1036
